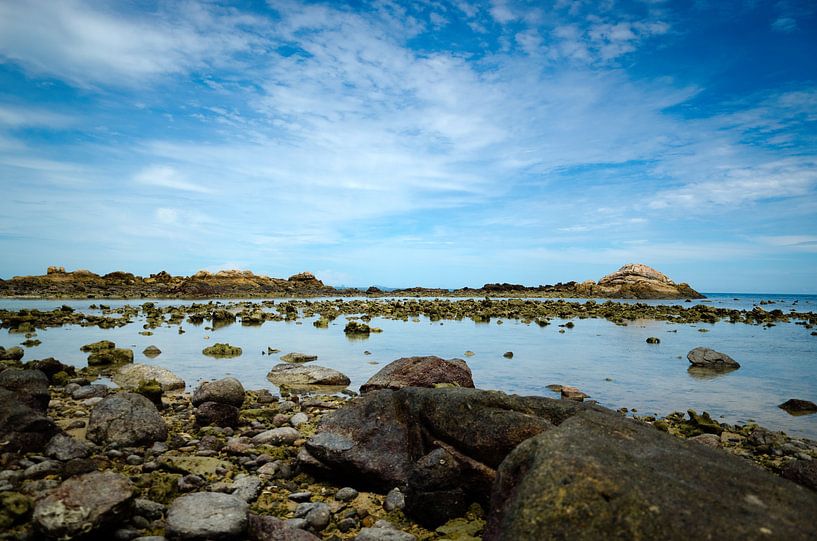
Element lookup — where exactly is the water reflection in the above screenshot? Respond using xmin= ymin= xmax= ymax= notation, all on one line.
xmin=687 ymin=366 xmax=740 ymax=380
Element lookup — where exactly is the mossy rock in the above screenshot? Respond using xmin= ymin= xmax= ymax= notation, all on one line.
xmin=202 ymin=343 xmax=242 ymax=358
xmin=136 ymin=471 xmax=181 ymax=504
xmin=80 ymin=340 xmax=116 ymax=352
xmin=87 ymin=348 xmax=134 ymax=366
xmin=137 ymin=378 xmax=163 ymax=407
xmin=0 ymin=492 xmax=32 ymax=529
xmin=313 ymin=317 xmax=331 ymax=328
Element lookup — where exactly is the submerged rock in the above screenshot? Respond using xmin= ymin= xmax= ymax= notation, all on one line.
xmin=484 ymin=410 xmax=817 ymax=540
xmin=360 ymin=356 xmax=475 ymax=393
xmin=778 ymin=398 xmax=817 ymax=415
xmin=142 ymin=345 xmax=162 ymax=357
xmin=280 ymin=352 xmax=318 ymax=363
xmin=32 ymin=471 xmax=133 ymax=539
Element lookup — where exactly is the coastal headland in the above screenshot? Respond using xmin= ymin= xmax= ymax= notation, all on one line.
xmin=0 ymin=263 xmax=703 ymax=300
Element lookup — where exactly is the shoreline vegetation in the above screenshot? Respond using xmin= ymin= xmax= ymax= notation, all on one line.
xmin=0 ymin=263 xmax=704 ymax=300
xmin=1 ymin=263 xmax=816 ymax=539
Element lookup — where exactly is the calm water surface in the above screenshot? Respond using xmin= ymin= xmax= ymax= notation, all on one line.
xmin=2 ymin=294 xmax=816 ymax=438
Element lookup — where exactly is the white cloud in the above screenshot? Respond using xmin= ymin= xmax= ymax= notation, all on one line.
xmin=0 ymin=0 xmax=266 ymax=87
xmin=133 ymin=165 xmax=213 ymax=194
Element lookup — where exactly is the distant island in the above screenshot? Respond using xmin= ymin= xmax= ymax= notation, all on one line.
xmin=0 ymin=263 xmax=702 ymax=300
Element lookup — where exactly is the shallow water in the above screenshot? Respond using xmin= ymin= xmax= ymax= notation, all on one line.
xmin=2 ymin=294 xmax=816 ymax=439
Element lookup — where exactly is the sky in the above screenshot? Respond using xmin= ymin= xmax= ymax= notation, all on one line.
xmin=0 ymin=0 xmax=815 ymax=293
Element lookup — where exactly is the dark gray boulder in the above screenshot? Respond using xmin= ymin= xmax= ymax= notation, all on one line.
xmin=192 ymin=377 xmax=245 ymax=408
xmin=484 ymin=409 xmax=817 ymax=540
xmin=304 ymin=388 xmax=587 ymax=526
xmin=195 ymin=401 xmax=240 ymax=428
xmin=45 ymin=433 xmax=92 ymax=461
xmin=166 ymin=492 xmax=248 ymax=540
xmin=0 ymin=387 xmax=58 ymax=453
xmin=87 ymin=392 xmax=168 ymax=447
xmin=360 ymin=356 xmax=475 ymax=393
xmin=687 ymin=347 xmax=740 ymax=369
xmin=32 ymin=471 xmax=133 ymax=539
xmin=0 ymin=368 xmax=50 ymax=411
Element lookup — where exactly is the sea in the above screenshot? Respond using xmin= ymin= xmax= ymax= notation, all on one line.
xmin=2 ymin=293 xmax=816 ymax=439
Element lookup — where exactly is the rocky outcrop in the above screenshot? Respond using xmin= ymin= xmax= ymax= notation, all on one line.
xmin=304 ymin=388 xmax=589 ymax=525
xmin=484 ymin=409 xmax=817 ymax=540
xmin=594 ymin=263 xmax=703 ymax=299
xmin=0 ymin=267 xmax=333 ymax=298
xmin=360 ymin=356 xmax=475 ymax=393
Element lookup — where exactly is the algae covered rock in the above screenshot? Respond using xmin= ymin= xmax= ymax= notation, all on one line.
xmin=484 ymin=409 xmax=817 ymax=540
xmin=0 ymin=346 xmax=24 ymax=361
xmin=202 ymin=343 xmax=243 ymax=358
xmin=80 ymin=340 xmax=116 ymax=353
xmin=87 ymin=347 xmax=134 ymax=366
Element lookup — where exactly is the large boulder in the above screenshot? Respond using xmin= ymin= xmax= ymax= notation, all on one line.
xmin=360 ymin=356 xmax=475 ymax=393
xmin=166 ymin=492 xmax=249 ymax=540
xmin=0 ymin=368 xmax=50 ymax=411
xmin=32 ymin=471 xmax=133 ymax=539
xmin=114 ymin=363 xmax=185 ymax=392
xmin=192 ymin=377 xmax=245 ymax=408
xmin=484 ymin=410 xmax=817 ymax=540
xmin=0 ymin=387 xmax=58 ymax=453
xmin=304 ymin=388 xmax=588 ymax=525
xmin=267 ymin=364 xmax=350 ymax=387
xmin=87 ymin=392 xmax=168 ymax=447
xmin=687 ymin=347 xmax=740 ymax=369
xmin=595 ymin=263 xmax=703 ymax=299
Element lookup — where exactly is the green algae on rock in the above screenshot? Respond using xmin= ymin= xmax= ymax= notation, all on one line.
xmin=202 ymin=343 xmax=243 ymax=358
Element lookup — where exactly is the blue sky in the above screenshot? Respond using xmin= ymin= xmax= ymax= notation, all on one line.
xmin=0 ymin=0 xmax=815 ymax=292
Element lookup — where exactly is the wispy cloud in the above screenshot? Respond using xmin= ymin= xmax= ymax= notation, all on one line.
xmin=0 ymin=0 xmax=267 ymax=87
xmin=133 ymin=165 xmax=213 ymax=194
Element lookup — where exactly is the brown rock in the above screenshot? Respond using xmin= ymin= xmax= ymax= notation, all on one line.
xmin=360 ymin=356 xmax=475 ymax=393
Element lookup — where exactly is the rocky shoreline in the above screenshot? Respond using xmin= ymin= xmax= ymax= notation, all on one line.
xmin=0 ymin=264 xmax=703 ymax=300
xmin=1 ymin=355 xmax=816 ymax=540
